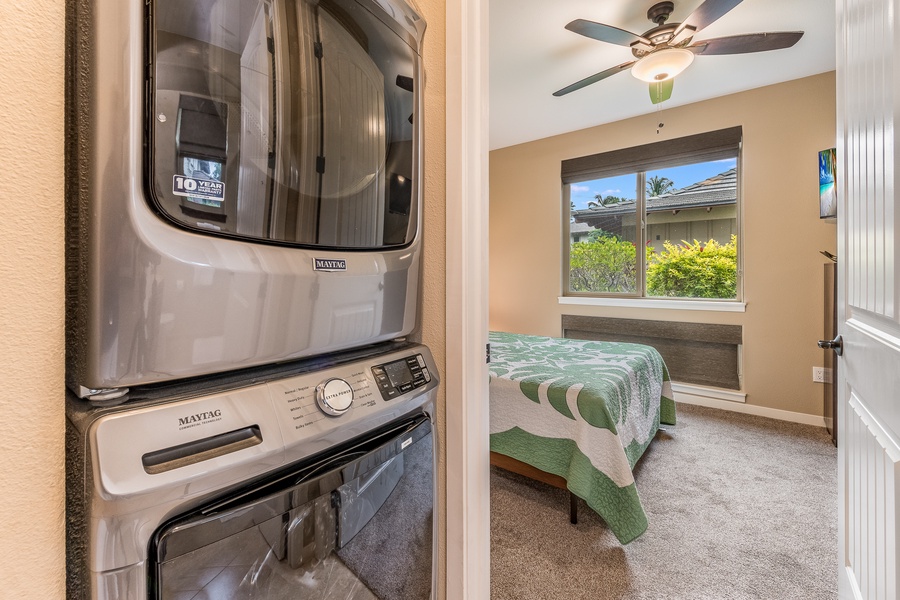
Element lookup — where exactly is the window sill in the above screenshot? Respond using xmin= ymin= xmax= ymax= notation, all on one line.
xmin=558 ymin=296 xmax=746 ymax=313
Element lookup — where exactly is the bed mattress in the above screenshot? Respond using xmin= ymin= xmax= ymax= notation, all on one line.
xmin=489 ymin=331 xmax=676 ymax=544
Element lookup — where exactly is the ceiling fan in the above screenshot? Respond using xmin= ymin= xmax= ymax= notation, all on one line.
xmin=553 ymin=0 xmax=804 ymax=104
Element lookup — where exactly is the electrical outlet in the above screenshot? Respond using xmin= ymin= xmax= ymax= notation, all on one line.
xmin=812 ymin=367 xmax=832 ymax=383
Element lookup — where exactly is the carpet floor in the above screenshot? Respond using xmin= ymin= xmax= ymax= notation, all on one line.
xmin=490 ymin=403 xmax=838 ymax=600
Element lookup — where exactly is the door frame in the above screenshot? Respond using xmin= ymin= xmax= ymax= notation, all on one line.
xmin=445 ymin=0 xmax=491 ymax=598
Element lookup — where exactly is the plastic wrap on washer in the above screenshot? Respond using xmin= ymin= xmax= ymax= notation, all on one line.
xmin=155 ymin=432 xmax=433 ymax=600
xmin=159 ymin=506 xmax=376 ymax=599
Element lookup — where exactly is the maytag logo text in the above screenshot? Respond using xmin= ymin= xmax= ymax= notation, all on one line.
xmin=178 ymin=409 xmax=223 ymax=428
xmin=313 ymin=258 xmax=347 ymax=272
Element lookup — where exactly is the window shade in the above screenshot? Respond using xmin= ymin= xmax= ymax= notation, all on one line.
xmin=561 ymin=126 xmax=742 ymax=184
xmin=562 ymin=314 xmax=743 ymax=390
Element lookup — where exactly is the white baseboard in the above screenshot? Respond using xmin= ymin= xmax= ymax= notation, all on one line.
xmin=671 ymin=383 xmax=826 ymax=428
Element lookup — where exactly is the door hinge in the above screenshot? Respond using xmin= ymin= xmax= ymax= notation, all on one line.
xmin=486 ymin=343 xmax=491 ymax=364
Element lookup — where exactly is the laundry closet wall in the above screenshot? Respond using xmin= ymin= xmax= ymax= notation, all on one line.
xmin=0 ymin=0 xmax=449 ymax=597
xmin=0 ymin=0 xmax=67 ymax=596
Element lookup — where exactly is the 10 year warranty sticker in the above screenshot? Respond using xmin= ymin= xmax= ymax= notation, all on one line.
xmin=173 ymin=175 xmax=225 ymax=202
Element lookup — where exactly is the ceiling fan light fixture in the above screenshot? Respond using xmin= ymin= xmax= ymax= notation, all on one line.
xmin=631 ymin=47 xmax=695 ymax=83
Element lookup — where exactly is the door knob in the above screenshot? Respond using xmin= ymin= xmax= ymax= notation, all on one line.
xmin=818 ymin=334 xmax=843 ymax=356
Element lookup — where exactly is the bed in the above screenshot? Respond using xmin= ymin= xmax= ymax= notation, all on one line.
xmin=488 ymin=331 xmax=676 ymax=544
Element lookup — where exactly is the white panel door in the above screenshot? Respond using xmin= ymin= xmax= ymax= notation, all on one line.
xmin=836 ymin=0 xmax=900 ymax=598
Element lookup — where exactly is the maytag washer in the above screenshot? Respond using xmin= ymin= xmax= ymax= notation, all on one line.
xmin=67 ymin=343 xmax=438 ymax=599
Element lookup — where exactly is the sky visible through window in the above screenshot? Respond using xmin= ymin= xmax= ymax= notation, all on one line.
xmin=569 ymin=157 xmax=737 ymax=210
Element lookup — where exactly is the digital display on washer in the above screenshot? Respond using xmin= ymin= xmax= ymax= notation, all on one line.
xmin=384 ymin=359 xmax=414 ymax=387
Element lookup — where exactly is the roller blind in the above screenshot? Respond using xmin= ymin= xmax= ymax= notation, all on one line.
xmin=561 ymin=126 xmax=742 ymax=184
xmin=562 ymin=315 xmax=743 ymax=390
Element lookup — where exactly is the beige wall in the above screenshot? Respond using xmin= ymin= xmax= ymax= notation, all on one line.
xmin=0 ymin=0 xmax=446 ymax=596
xmin=0 ymin=0 xmax=67 ymax=596
xmin=490 ymin=72 xmax=837 ymax=417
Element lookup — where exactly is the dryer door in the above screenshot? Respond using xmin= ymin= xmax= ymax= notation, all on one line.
xmin=149 ymin=0 xmax=420 ymax=248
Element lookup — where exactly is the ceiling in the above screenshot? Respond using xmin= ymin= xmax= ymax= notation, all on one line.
xmin=489 ymin=0 xmax=836 ymax=150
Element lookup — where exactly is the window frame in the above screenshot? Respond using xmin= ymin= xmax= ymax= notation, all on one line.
xmin=562 ymin=127 xmax=743 ymax=303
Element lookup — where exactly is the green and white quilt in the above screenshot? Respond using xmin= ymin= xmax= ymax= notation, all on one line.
xmin=489 ymin=331 xmax=676 ymax=544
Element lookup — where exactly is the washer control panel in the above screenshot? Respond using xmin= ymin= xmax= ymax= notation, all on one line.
xmin=266 ymin=345 xmax=437 ymax=445
xmin=315 ymin=378 xmax=354 ymax=416
xmin=372 ymin=353 xmax=432 ymax=400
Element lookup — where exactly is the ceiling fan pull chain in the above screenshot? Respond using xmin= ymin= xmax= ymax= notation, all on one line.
xmin=656 ymin=94 xmax=664 ymax=134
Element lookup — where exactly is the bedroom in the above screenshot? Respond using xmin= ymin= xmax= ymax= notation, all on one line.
xmin=489 ymin=0 xmax=836 ymax=425
xmin=486 ymin=0 xmax=858 ymax=598
xmin=489 ymin=76 xmax=838 ymax=418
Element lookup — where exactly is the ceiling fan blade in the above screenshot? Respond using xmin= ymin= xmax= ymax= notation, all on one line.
xmin=649 ymin=79 xmax=674 ymax=105
xmin=565 ymin=19 xmax=652 ymax=47
xmin=553 ymin=61 xmax=636 ymax=97
xmin=673 ymin=0 xmax=744 ymax=39
xmin=689 ymin=31 xmax=804 ymax=55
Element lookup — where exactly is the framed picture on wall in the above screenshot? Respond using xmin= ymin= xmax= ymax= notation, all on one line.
xmin=819 ymin=148 xmax=837 ymax=219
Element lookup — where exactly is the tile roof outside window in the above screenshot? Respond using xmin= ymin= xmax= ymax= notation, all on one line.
xmin=572 ymin=168 xmax=736 ymax=222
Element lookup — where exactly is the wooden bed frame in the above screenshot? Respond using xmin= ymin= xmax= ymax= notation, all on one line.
xmin=490 ymin=451 xmax=578 ymax=524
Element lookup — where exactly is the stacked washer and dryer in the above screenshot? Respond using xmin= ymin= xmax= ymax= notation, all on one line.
xmin=65 ymin=0 xmax=437 ymax=598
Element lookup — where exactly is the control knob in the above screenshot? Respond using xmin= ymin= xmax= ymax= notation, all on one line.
xmin=315 ymin=378 xmax=354 ymax=416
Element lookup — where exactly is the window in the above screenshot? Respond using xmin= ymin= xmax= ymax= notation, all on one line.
xmin=563 ymin=127 xmax=741 ymax=301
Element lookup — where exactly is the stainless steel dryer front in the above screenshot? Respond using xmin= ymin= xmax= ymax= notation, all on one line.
xmin=66 ymin=0 xmax=427 ymax=400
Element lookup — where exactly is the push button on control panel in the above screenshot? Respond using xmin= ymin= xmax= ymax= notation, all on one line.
xmin=372 ymin=354 xmax=431 ymax=400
